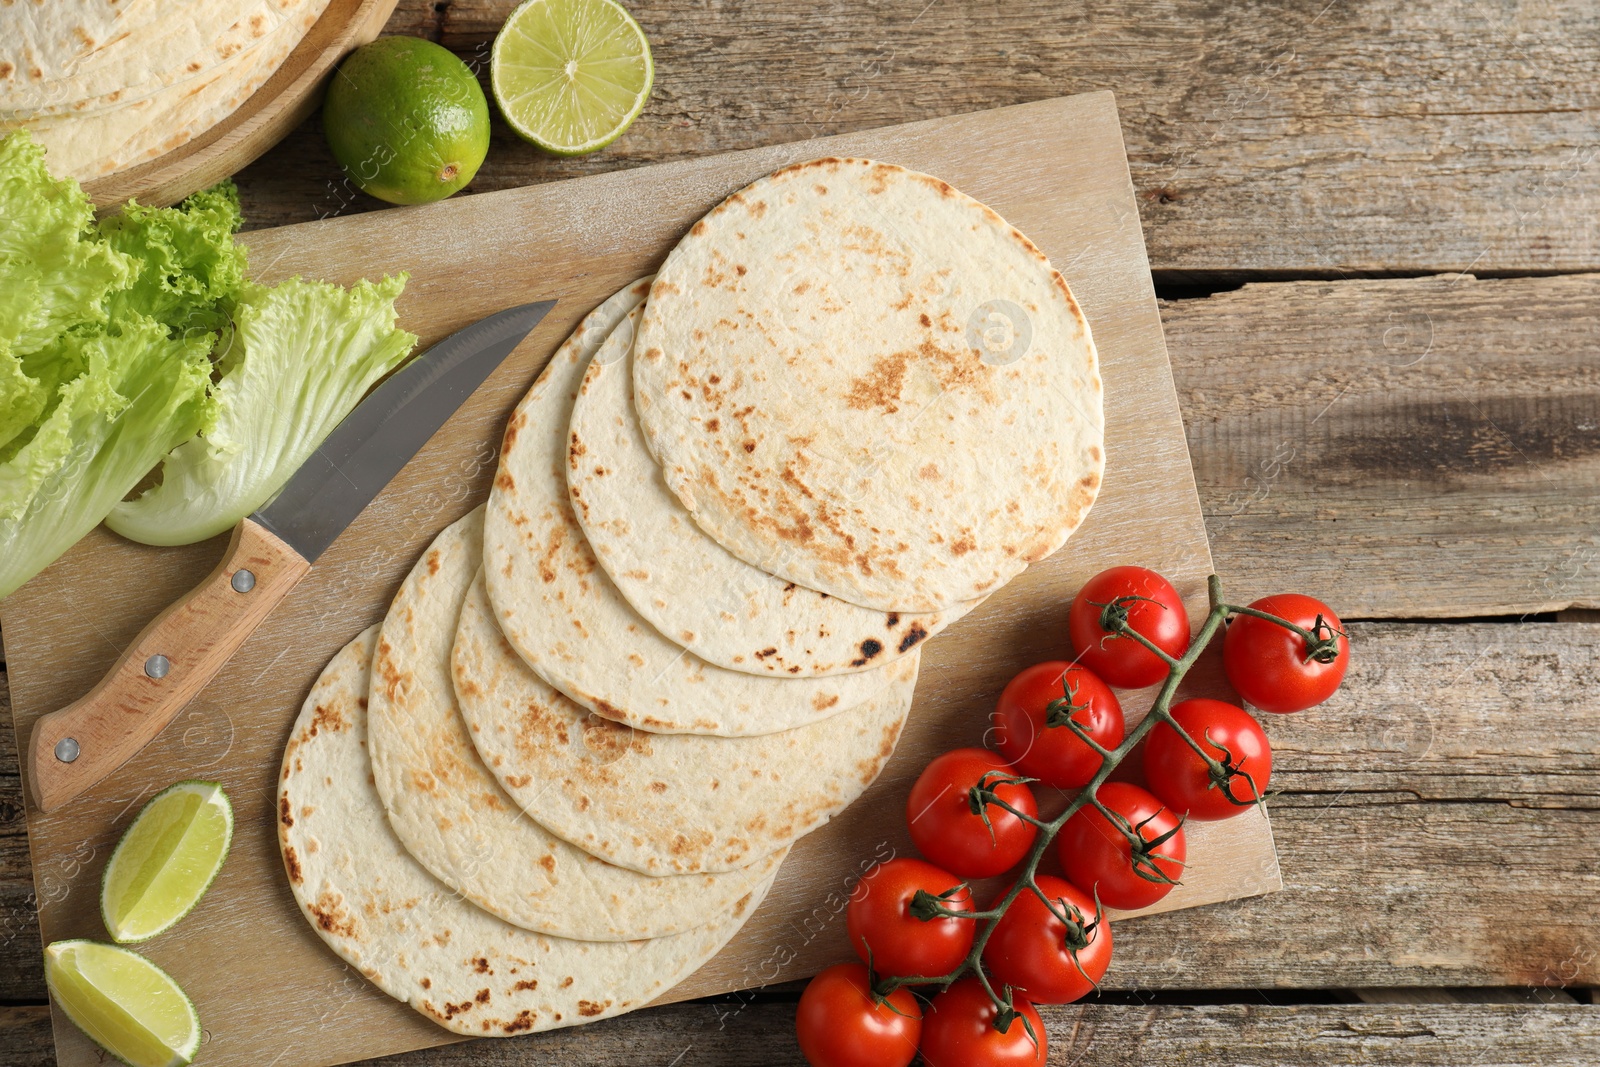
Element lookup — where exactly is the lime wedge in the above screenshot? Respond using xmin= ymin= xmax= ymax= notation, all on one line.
xmin=45 ymin=940 xmax=201 ymax=1067
xmin=491 ymin=0 xmax=655 ymax=156
xmin=101 ymin=780 xmax=233 ymax=944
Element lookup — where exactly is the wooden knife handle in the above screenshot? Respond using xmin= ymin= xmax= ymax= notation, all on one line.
xmin=27 ymin=518 xmax=311 ymax=812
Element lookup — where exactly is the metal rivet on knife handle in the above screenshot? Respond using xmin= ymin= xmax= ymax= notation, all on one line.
xmin=231 ymin=569 xmax=257 ymax=593
xmin=54 ymin=738 xmax=80 ymax=763
xmin=144 ymin=654 xmax=171 ymax=680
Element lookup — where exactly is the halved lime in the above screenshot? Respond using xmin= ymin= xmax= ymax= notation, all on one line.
xmin=45 ymin=940 xmax=201 ymax=1067
xmin=491 ymin=0 xmax=655 ymax=156
xmin=101 ymin=780 xmax=233 ymax=944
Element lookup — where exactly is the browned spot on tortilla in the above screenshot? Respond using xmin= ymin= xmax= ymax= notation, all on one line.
xmin=426 ymin=550 xmax=441 ymax=575
xmin=505 ymin=774 xmax=531 ymax=789
xmin=919 ymin=463 xmax=941 ymax=481
xmin=793 ymin=280 xmax=811 ymax=295
xmin=950 ymin=535 xmax=976 ymax=557
xmin=691 ymin=220 xmax=708 ymax=236
xmin=495 ymin=468 xmax=515 ymax=492
xmin=1089 ymin=444 xmax=1103 ymax=463
xmin=539 ymin=854 xmax=556 ymax=873
xmin=283 ymin=845 xmax=303 ymax=884
xmin=742 ymin=440 xmax=756 ymax=453
xmin=513 ymin=979 xmax=538 ymax=991
xmin=309 ymin=701 xmax=345 ymax=736
xmin=476 ymin=988 xmax=492 ymax=1004
xmin=735 ymin=264 xmax=747 ymax=276
xmin=886 ymin=612 xmax=900 ymax=627
xmin=421 ymin=977 xmax=431 ymax=989
xmin=897 ymin=624 xmax=928 ymax=653
xmin=0 ymin=63 xmax=13 ymax=79
xmin=754 ymin=647 xmax=778 ymax=659
xmin=844 ymin=350 xmax=909 ymax=414
xmin=502 ymin=1010 xmax=536 ymax=1033
xmin=503 ymin=409 xmax=527 ymax=451
xmin=1080 ymin=471 xmax=1101 ymax=491
xmin=473 ymin=957 xmax=491 ymax=973
xmin=578 ymin=1000 xmax=610 ymax=1017
xmin=440 ymin=999 xmax=475 ymax=1020
xmin=561 ymin=976 xmax=575 ymax=988
xmin=650 ymin=781 xmax=668 ymax=793
xmin=705 ymin=418 xmax=720 ymax=432
xmin=310 ymin=890 xmax=356 ymax=937
xmin=279 ymin=795 xmax=294 ymax=827
xmin=849 ymin=639 xmax=883 ymax=668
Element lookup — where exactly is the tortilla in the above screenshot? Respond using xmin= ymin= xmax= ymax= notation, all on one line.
xmin=632 ymin=158 xmax=1104 ymax=612
xmin=453 ymin=570 xmax=920 ymax=875
xmin=367 ymin=506 xmax=782 ymax=941
xmin=1 ymin=0 xmax=312 ymax=117
xmin=483 ymin=288 xmax=894 ymax=736
xmin=279 ymin=627 xmax=777 ymax=1036
xmin=567 ymin=324 xmax=980 ymax=676
xmin=14 ymin=5 xmax=321 ymax=180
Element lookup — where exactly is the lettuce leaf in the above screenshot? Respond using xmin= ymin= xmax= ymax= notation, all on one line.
xmin=0 ymin=318 xmax=212 ymax=598
xmin=0 ymin=132 xmax=134 ymax=356
xmin=99 ymin=180 xmax=248 ymax=338
xmin=106 ymin=275 xmax=418 ymax=547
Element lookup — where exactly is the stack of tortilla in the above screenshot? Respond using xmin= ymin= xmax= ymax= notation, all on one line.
xmin=0 ymin=0 xmax=330 ymax=181
xmin=279 ymin=158 xmax=1104 ymax=1037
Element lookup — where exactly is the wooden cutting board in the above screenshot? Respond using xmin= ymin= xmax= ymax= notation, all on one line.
xmin=4 ymin=91 xmax=1280 ymax=1067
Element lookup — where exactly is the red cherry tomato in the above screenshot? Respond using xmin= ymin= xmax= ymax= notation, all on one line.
xmin=795 ymin=963 xmax=922 ymax=1067
xmin=1068 ymin=566 xmax=1191 ymax=688
xmin=1223 ymin=593 xmax=1350 ymax=713
xmin=847 ymin=858 xmax=976 ymax=978
xmin=1058 ymin=782 xmax=1185 ymax=910
xmin=1144 ymin=698 xmax=1273 ymax=821
xmin=991 ymin=662 xmax=1125 ymax=789
xmin=919 ymin=977 xmax=1047 ymax=1067
xmin=907 ymin=748 xmax=1038 ymax=879
xmin=982 ymin=874 xmax=1113 ymax=1004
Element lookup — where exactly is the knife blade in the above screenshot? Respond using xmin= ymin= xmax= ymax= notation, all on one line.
xmin=27 ymin=299 xmax=556 ymax=812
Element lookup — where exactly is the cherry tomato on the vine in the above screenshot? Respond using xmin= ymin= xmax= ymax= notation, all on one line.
xmin=1068 ymin=566 xmax=1191 ymax=689
xmin=982 ymin=874 xmax=1113 ymax=1004
xmin=919 ymin=977 xmax=1047 ymax=1067
xmin=1144 ymin=698 xmax=1273 ymax=821
xmin=846 ymin=858 xmax=976 ymax=978
xmin=795 ymin=963 xmax=921 ymax=1067
xmin=907 ymin=748 xmax=1038 ymax=879
xmin=1223 ymin=593 xmax=1349 ymax=713
xmin=1058 ymin=781 xmax=1185 ymax=910
xmin=991 ymin=661 xmax=1125 ymax=789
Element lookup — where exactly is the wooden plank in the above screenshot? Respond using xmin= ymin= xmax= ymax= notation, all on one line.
xmin=9 ymin=93 xmax=1282 ymax=1067
xmin=0 ymin=674 xmax=42 ymax=1003
xmin=230 ymin=0 xmax=1600 ymax=274
xmin=12 ymin=1000 xmax=1600 ymax=1067
xmin=1166 ymin=273 xmax=1600 ymax=619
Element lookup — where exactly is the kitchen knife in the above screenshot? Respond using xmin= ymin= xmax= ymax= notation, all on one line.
xmin=27 ymin=299 xmax=556 ymax=812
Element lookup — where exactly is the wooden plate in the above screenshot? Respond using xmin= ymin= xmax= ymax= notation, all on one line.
xmin=81 ymin=0 xmax=399 ymax=210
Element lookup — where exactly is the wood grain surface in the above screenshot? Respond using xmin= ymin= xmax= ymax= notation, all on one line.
xmin=81 ymin=0 xmax=398 ymax=209
xmin=5 ymin=93 xmax=1288 ymax=1067
xmin=232 ymin=0 xmax=1600 ymax=276
xmin=5 ymin=2 xmax=1599 ymax=1064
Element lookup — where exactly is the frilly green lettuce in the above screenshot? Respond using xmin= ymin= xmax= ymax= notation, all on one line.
xmin=107 ymin=276 xmax=418 ymax=546
xmin=0 ymin=321 xmax=211 ymax=598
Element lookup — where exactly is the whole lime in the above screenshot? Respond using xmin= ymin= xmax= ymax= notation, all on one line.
xmin=323 ymin=36 xmax=490 ymax=205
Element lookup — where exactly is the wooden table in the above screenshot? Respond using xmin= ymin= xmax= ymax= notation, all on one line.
xmin=4 ymin=1 xmax=1599 ymax=1063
